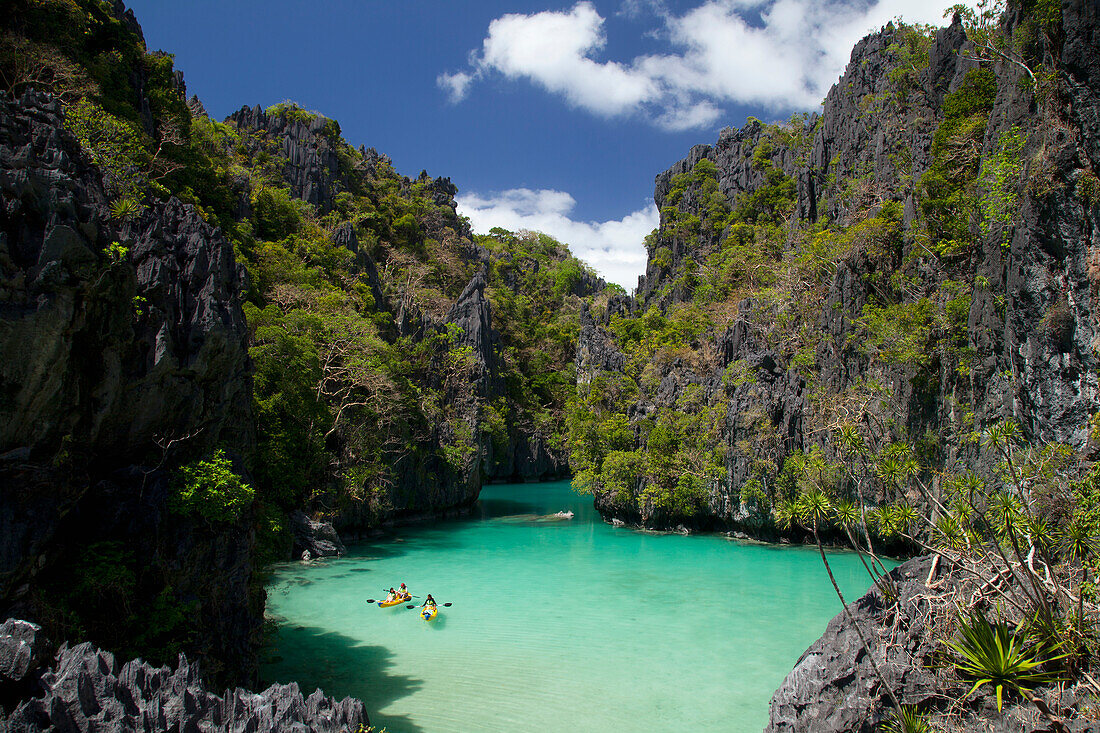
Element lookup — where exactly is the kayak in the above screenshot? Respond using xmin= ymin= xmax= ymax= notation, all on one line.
xmin=377 ymin=595 xmax=411 ymax=608
xmin=421 ymin=604 xmax=438 ymax=621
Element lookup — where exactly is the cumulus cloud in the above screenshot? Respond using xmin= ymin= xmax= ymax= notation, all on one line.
xmin=456 ymin=188 xmax=657 ymax=290
xmin=440 ymin=0 xmax=948 ymax=129
xmin=437 ymin=70 xmax=474 ymax=103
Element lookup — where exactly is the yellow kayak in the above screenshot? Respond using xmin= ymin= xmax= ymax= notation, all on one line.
xmin=421 ymin=604 xmax=438 ymax=621
xmin=377 ymin=595 xmax=410 ymax=608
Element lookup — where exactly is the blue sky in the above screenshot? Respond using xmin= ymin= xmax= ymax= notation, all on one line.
xmin=126 ymin=0 xmax=948 ymax=288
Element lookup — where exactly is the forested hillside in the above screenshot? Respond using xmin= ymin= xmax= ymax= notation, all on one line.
xmin=0 ymin=0 xmax=604 ymax=681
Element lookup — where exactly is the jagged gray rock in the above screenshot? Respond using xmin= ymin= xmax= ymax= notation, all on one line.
xmin=0 ymin=620 xmax=38 ymax=684
xmin=289 ymin=511 xmax=346 ymax=559
xmin=0 ymin=629 xmax=367 ymax=732
xmin=580 ymin=1 xmax=1100 ymax=532
xmin=228 ymin=104 xmax=343 ymax=212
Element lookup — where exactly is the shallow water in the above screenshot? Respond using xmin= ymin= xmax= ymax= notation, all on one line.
xmin=262 ymin=481 xmax=892 ymax=732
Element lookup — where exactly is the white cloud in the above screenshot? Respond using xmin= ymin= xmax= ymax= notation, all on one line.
xmin=457 ymin=188 xmax=657 ymax=290
xmin=437 ymin=71 xmax=474 ymax=103
xmin=441 ymin=0 xmax=950 ymax=128
xmin=477 ymin=2 xmax=658 ymax=117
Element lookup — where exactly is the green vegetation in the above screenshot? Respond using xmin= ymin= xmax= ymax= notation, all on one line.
xmin=38 ymin=540 xmax=197 ymax=671
xmin=979 ymin=126 xmax=1026 ymax=244
xmin=945 ymin=608 xmax=1065 ymax=711
xmin=171 ymin=449 xmax=255 ymax=524
xmin=4 ymin=0 xmax=612 ymax=676
xmin=919 ymin=68 xmax=998 ymax=256
xmin=880 ymin=706 xmax=931 ymax=733
xmin=564 ymin=4 xmax=1099 ymax=720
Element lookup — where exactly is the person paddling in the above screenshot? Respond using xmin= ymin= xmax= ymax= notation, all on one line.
xmin=421 ymin=594 xmax=436 ymax=608
xmin=386 ymin=587 xmax=398 ymax=602
xmin=399 ymin=583 xmax=410 ymax=600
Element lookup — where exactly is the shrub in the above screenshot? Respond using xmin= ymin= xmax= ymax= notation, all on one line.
xmin=64 ymin=97 xmax=150 ymax=201
xmin=945 ymin=608 xmax=1065 ymax=711
xmin=171 ymin=449 xmax=255 ymax=524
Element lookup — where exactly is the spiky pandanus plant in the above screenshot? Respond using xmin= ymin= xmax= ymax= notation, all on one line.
xmin=944 ymin=608 xmax=1065 ymax=712
xmin=880 ymin=705 xmax=930 ymax=733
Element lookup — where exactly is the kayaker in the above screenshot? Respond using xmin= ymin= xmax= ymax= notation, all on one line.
xmin=421 ymin=594 xmax=436 ymax=608
xmin=386 ymin=587 xmax=398 ymax=602
xmin=399 ymin=583 xmax=409 ymax=600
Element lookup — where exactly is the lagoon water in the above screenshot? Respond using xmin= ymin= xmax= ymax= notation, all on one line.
xmin=262 ymin=481 xmax=890 ymax=732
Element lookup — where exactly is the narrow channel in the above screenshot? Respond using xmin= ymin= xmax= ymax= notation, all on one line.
xmin=262 ymin=481 xmax=893 ymax=732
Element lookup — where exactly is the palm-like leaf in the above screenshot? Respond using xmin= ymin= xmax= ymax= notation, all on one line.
xmin=797 ymin=488 xmax=831 ymax=529
xmin=837 ymin=425 xmax=866 ymax=457
xmin=880 ymin=705 xmax=930 ymax=733
xmin=109 ymin=196 xmax=144 ymax=222
xmin=1061 ymin=519 xmax=1097 ymax=563
xmin=834 ymin=499 xmax=859 ymax=528
xmin=935 ymin=514 xmax=965 ymax=552
xmin=892 ymin=502 xmax=919 ymax=534
xmin=774 ymin=499 xmax=797 ymax=531
xmin=944 ymin=609 xmax=1065 ymax=711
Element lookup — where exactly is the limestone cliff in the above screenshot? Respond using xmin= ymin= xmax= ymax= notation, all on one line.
xmin=0 ymin=89 xmax=258 ymax=683
xmin=574 ymin=1 xmax=1100 ymax=532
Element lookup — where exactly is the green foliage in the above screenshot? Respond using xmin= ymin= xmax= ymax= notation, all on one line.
xmin=945 ymin=608 xmax=1064 ymax=711
xmin=267 ymin=101 xmax=319 ymax=124
xmin=1076 ymin=167 xmax=1100 ymax=207
xmin=105 ymin=240 xmax=129 ymax=263
xmin=919 ymin=68 xmax=998 ymax=255
xmin=109 ymin=196 xmax=144 ymax=221
xmin=252 ymin=185 xmax=307 ymax=241
xmin=979 ymin=126 xmax=1026 ymax=243
xmin=64 ymin=97 xmax=150 ymax=201
xmin=880 ymin=706 xmax=931 ymax=733
xmin=246 ymin=304 xmax=328 ymax=502
xmin=884 ymin=25 xmax=934 ymax=107
xmin=859 ymin=298 xmax=936 ymax=368
xmin=170 ymin=449 xmax=255 ymax=524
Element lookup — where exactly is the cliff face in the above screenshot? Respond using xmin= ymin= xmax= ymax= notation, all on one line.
xmin=0 ymin=90 xmax=258 ymax=682
xmin=574 ymin=1 xmax=1100 ymax=531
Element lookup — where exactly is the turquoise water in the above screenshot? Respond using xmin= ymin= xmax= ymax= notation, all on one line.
xmin=262 ymin=481 xmax=891 ymax=732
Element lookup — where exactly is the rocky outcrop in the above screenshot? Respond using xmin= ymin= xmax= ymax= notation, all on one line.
xmin=0 ymin=620 xmax=367 ymax=732
xmin=0 ymin=620 xmax=38 ymax=685
xmin=228 ymin=104 xmax=344 ymax=212
xmin=446 ymin=269 xmax=504 ymax=400
xmin=289 ymin=511 xmax=346 ymax=559
xmin=0 ymin=89 xmax=257 ymax=683
xmin=765 ymin=556 xmax=1096 ymax=732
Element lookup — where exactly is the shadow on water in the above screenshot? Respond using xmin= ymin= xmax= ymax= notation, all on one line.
xmin=345 ymin=526 xmax=471 ymax=560
xmin=262 ymin=624 xmax=425 ymax=733
xmin=474 ymin=496 xmax=544 ymax=518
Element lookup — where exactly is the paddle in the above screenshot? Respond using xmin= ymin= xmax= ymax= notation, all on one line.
xmin=366 ymin=595 xmax=418 ymax=604
xmin=406 ymin=602 xmax=452 ymax=609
